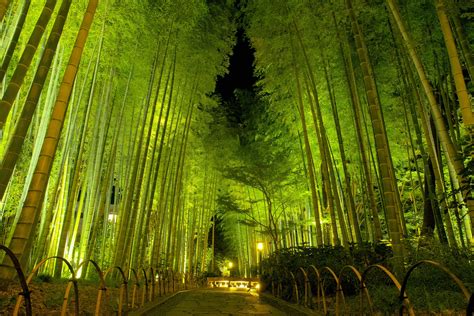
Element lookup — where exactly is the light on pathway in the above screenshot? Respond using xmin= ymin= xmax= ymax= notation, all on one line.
xmin=257 ymin=242 xmax=264 ymax=277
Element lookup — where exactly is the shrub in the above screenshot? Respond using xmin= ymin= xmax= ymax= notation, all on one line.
xmin=261 ymin=242 xmax=473 ymax=313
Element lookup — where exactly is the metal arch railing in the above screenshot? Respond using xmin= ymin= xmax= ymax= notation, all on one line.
xmin=149 ymin=267 xmax=155 ymax=301
xmin=0 ymin=245 xmax=189 ymax=315
xmin=148 ymin=267 xmax=156 ymax=302
xmin=295 ymin=267 xmax=309 ymax=306
xmin=140 ymin=268 xmax=148 ymax=307
xmin=320 ymin=266 xmax=345 ymax=315
xmin=130 ymin=268 xmax=140 ymax=309
xmin=158 ymin=269 xmax=164 ymax=296
xmin=76 ymin=259 xmax=107 ymax=315
xmin=14 ymin=256 xmax=79 ymax=316
xmin=267 ymin=266 xmax=283 ymax=299
xmin=0 ymin=245 xmax=32 ymax=315
xmin=361 ymin=264 xmax=414 ymax=315
xmin=399 ymin=260 xmax=472 ymax=315
xmin=162 ymin=269 xmax=168 ymax=295
xmin=272 ymin=260 xmax=472 ymax=315
xmin=103 ymin=266 xmax=128 ymax=315
xmin=338 ymin=265 xmax=368 ymax=315
xmin=267 ymin=267 xmax=279 ymax=297
xmin=307 ymin=265 xmax=324 ymax=312
xmin=287 ymin=270 xmax=299 ymax=304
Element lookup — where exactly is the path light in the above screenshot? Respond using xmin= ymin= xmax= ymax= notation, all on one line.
xmin=228 ymin=262 xmax=233 ymax=279
xmin=107 ymin=213 xmax=117 ymax=222
xmin=257 ymin=242 xmax=264 ymax=277
xmin=228 ymin=262 xmax=234 ymax=287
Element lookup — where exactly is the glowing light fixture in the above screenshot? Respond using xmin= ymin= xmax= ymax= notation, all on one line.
xmin=108 ymin=213 xmax=117 ymax=222
xmin=257 ymin=242 xmax=264 ymax=277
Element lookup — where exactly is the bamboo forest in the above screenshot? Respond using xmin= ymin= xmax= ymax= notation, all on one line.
xmin=0 ymin=0 xmax=473 ymax=314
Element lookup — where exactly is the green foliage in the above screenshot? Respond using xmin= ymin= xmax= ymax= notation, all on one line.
xmin=35 ymin=273 xmax=53 ymax=283
xmin=404 ymin=239 xmax=474 ymax=291
xmin=263 ymin=242 xmax=473 ymax=312
xmin=262 ymin=243 xmax=393 ymax=278
xmin=195 ymin=271 xmax=219 ymax=287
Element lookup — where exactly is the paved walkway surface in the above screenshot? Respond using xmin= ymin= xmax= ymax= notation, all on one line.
xmin=148 ymin=289 xmax=287 ymax=315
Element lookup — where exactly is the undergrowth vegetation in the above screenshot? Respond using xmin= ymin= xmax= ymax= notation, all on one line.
xmin=261 ymin=242 xmax=473 ymax=313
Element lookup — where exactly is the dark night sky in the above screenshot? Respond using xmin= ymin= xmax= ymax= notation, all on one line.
xmin=215 ymin=28 xmax=256 ymax=103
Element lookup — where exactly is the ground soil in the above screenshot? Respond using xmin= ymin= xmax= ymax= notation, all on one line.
xmin=0 ymin=278 xmax=125 ymax=315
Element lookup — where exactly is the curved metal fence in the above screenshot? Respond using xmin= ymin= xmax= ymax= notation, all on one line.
xmin=266 ymin=260 xmax=474 ymax=315
xmin=0 ymin=245 xmax=197 ymax=316
xmin=3 ymin=244 xmax=472 ymax=315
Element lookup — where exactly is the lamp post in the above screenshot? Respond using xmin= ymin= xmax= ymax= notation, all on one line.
xmin=257 ymin=242 xmax=264 ymax=277
xmin=228 ymin=261 xmax=233 ymax=286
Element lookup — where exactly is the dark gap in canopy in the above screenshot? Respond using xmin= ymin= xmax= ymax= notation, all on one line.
xmin=215 ymin=28 xmax=257 ymax=101
xmin=214 ymin=25 xmax=258 ymax=126
xmin=209 ymin=3 xmax=259 ymax=272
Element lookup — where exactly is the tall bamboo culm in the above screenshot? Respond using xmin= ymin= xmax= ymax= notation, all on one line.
xmin=0 ymin=0 xmax=57 ymax=136
xmin=0 ymin=0 xmax=98 ymax=279
xmin=386 ymin=0 xmax=473 ymax=243
xmin=0 ymin=0 xmax=73 ymax=201
xmin=0 ymin=0 xmax=31 ymax=83
xmin=346 ymin=0 xmax=404 ymax=269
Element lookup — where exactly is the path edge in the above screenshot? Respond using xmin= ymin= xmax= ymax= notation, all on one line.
xmin=128 ymin=290 xmax=190 ymax=316
xmin=259 ymin=292 xmax=316 ymax=315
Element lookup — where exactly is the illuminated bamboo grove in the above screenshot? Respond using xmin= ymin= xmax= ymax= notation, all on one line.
xmin=0 ymin=0 xmax=472 ymax=280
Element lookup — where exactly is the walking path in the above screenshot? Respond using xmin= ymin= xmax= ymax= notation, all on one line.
xmin=146 ymin=289 xmax=287 ymax=315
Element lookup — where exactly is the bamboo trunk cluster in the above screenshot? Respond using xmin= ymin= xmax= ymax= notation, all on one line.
xmin=0 ymin=0 xmax=98 ymax=279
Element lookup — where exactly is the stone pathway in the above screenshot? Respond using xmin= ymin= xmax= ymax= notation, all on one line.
xmin=148 ymin=289 xmax=287 ymax=315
